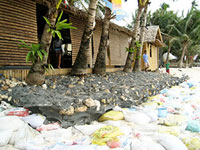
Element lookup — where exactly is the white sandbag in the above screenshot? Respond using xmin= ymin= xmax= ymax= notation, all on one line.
xmin=9 ymin=124 xmax=39 ymax=149
xmin=143 ymin=108 xmax=158 ymax=122
xmin=0 ymin=144 xmax=20 ymax=150
xmin=74 ymin=124 xmax=105 ymax=135
xmin=40 ymin=128 xmax=73 ymax=143
xmin=0 ymin=116 xmax=25 ymax=131
xmin=0 ymin=130 xmax=13 ymax=146
xmin=21 ymin=114 xmax=46 ymax=128
xmin=123 ymin=110 xmax=151 ymax=124
xmin=156 ymin=133 xmax=188 ymax=150
xmin=130 ymin=138 xmax=167 ymax=150
xmin=48 ymin=144 xmax=110 ymax=150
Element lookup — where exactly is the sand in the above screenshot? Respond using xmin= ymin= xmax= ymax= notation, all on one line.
xmin=161 ymin=67 xmax=200 ymax=82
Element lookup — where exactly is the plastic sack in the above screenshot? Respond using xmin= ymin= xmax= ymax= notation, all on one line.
xmin=21 ymin=114 xmax=46 ymax=128
xmin=107 ymin=140 xmax=120 ymax=148
xmin=74 ymin=124 xmax=105 ymax=135
xmin=0 ymin=130 xmax=13 ymax=146
xmin=5 ymin=107 xmax=29 ymax=117
xmin=158 ymin=107 xmax=168 ymax=118
xmin=49 ymin=144 xmax=110 ymax=150
xmin=182 ymin=136 xmax=200 ymax=150
xmin=92 ymin=125 xmax=123 ymax=145
xmin=159 ymin=114 xmax=187 ymax=126
xmin=156 ymin=133 xmax=188 ymax=150
xmin=130 ymin=138 xmax=166 ymax=150
xmin=0 ymin=116 xmax=25 ymax=131
xmin=98 ymin=111 xmax=124 ymax=122
xmin=123 ymin=110 xmax=151 ymax=124
xmin=186 ymin=120 xmax=200 ymax=132
xmin=36 ymin=122 xmax=60 ymax=131
xmin=0 ymin=145 xmax=19 ymax=150
xmin=9 ymin=123 xmax=39 ymax=149
xmin=158 ymin=126 xmax=180 ymax=137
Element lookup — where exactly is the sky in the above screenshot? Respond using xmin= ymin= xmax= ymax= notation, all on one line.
xmin=113 ymin=0 xmax=200 ymax=27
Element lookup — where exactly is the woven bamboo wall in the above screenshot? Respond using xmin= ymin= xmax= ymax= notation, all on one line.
xmin=69 ymin=15 xmax=89 ymax=65
xmin=0 ymin=0 xmax=37 ymax=66
xmin=109 ymin=29 xmax=129 ymax=66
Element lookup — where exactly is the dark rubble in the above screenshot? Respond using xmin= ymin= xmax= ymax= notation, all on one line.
xmin=0 ymin=71 xmax=188 ymax=128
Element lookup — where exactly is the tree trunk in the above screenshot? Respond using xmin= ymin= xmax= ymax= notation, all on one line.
xmin=133 ymin=4 xmax=148 ymax=72
xmin=178 ymin=43 xmax=187 ymax=68
xmin=123 ymin=7 xmax=143 ymax=72
xmin=26 ymin=0 xmax=60 ymax=85
xmin=71 ymin=0 xmax=98 ymax=75
xmin=93 ymin=7 xmax=112 ymax=74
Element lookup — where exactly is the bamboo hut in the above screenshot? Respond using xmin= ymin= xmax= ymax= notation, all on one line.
xmin=0 ymin=0 xmax=163 ymax=80
xmin=141 ymin=26 xmax=164 ymax=71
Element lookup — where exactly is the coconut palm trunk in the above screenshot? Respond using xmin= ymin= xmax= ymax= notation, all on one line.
xmin=26 ymin=0 xmax=60 ymax=85
xmin=71 ymin=0 xmax=99 ymax=75
xmin=93 ymin=7 xmax=112 ymax=74
xmin=178 ymin=43 xmax=187 ymax=68
xmin=123 ymin=7 xmax=143 ymax=72
xmin=133 ymin=4 xmax=148 ymax=72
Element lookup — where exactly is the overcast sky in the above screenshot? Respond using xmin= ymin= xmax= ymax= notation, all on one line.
xmin=113 ymin=0 xmax=200 ymax=26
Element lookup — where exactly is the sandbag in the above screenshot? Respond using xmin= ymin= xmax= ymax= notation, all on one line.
xmin=21 ymin=114 xmax=46 ymax=128
xmin=92 ymin=125 xmax=123 ymax=145
xmin=9 ymin=123 xmax=39 ymax=149
xmin=0 ymin=130 xmax=13 ymax=146
xmin=98 ymin=111 xmax=124 ymax=122
xmin=156 ymin=133 xmax=188 ymax=150
xmin=123 ymin=110 xmax=151 ymax=124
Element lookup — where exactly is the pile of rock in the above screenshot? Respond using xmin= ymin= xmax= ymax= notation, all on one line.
xmin=0 ymin=71 xmax=188 ymax=127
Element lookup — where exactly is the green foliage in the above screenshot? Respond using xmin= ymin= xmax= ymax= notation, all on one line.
xmin=19 ymin=40 xmax=47 ymax=64
xmin=44 ymin=64 xmax=54 ymax=72
xmin=43 ymin=10 xmax=77 ymax=40
xmin=126 ymin=41 xmax=141 ymax=53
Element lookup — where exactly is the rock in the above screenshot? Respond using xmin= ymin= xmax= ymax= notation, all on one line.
xmin=42 ymin=84 xmax=47 ymax=89
xmin=0 ymin=71 xmax=186 ymax=127
xmin=68 ymin=84 xmax=75 ymax=88
xmin=101 ymin=99 xmax=106 ymax=104
xmin=104 ymin=89 xmax=110 ymax=93
xmin=59 ymin=106 xmax=74 ymax=115
xmin=1 ymin=85 xmax=9 ymax=91
xmin=84 ymin=98 xmax=95 ymax=107
xmin=75 ymin=105 xmax=87 ymax=112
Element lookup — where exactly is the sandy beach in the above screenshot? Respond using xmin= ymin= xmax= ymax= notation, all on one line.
xmin=161 ymin=67 xmax=200 ymax=82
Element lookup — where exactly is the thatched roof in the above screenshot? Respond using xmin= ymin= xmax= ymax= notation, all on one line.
xmin=144 ymin=26 xmax=159 ymax=42
xmin=143 ymin=26 xmax=164 ymax=47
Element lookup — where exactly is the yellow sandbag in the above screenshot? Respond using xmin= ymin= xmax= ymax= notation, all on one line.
xmin=98 ymin=111 xmax=124 ymax=122
xmin=158 ymin=126 xmax=180 ymax=136
xmin=182 ymin=137 xmax=200 ymax=150
xmin=92 ymin=125 xmax=124 ymax=145
xmin=148 ymin=95 xmax=160 ymax=101
xmin=159 ymin=114 xmax=187 ymax=126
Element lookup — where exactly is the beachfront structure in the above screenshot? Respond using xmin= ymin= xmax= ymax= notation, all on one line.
xmin=141 ymin=26 xmax=164 ymax=71
xmin=0 ymin=0 xmax=163 ymax=79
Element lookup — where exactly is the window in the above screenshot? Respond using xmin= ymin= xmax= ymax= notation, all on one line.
xmin=150 ymin=45 xmax=152 ymax=57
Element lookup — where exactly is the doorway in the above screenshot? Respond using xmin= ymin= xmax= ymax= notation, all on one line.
xmin=36 ymin=4 xmax=72 ymax=68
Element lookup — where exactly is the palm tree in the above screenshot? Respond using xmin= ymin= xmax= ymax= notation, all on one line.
xmin=93 ymin=7 xmax=114 ymax=74
xmin=123 ymin=0 xmax=149 ymax=72
xmin=133 ymin=3 xmax=149 ymax=71
xmin=171 ymin=9 xmax=200 ymax=67
xmin=71 ymin=0 xmax=99 ymax=75
xmin=26 ymin=0 xmax=62 ymax=85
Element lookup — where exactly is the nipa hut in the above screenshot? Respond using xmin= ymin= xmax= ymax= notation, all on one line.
xmin=0 ymin=0 xmax=163 ymax=80
xmin=141 ymin=26 xmax=164 ymax=71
